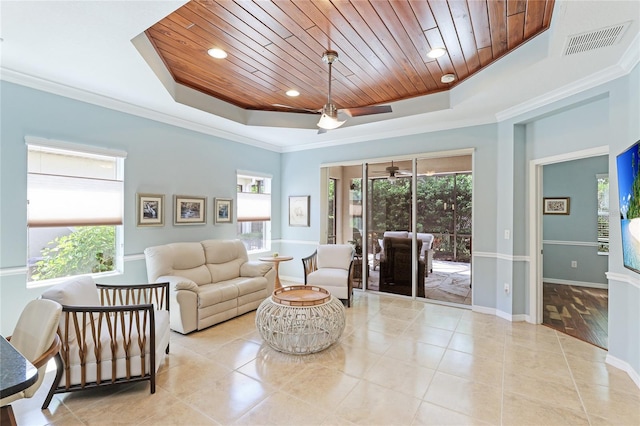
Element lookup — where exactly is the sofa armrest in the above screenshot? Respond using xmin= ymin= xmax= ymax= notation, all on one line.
xmin=156 ymin=275 xmax=198 ymax=293
xmin=240 ymin=261 xmax=273 ymax=277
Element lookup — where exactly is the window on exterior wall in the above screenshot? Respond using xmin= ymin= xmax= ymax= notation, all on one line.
xmin=237 ymin=172 xmax=271 ymax=253
xmin=597 ymin=174 xmax=609 ymax=254
xmin=26 ymin=139 xmax=125 ymax=284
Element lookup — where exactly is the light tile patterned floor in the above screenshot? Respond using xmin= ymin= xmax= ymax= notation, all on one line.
xmin=12 ymin=291 xmax=639 ymax=425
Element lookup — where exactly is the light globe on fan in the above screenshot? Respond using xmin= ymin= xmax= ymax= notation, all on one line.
xmin=273 ymin=49 xmax=392 ymax=133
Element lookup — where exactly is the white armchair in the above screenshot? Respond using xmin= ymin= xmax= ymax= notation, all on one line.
xmin=40 ymin=276 xmax=170 ymax=407
xmin=0 ymin=299 xmax=62 ymax=423
xmin=302 ymin=244 xmax=354 ymax=307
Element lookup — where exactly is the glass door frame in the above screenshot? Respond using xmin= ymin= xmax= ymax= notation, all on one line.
xmin=321 ymin=149 xmax=474 ymax=299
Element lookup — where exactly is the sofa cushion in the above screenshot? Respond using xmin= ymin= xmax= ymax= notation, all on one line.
xmin=197 ymin=282 xmax=239 ymax=308
xmin=230 ymin=276 xmax=269 ymax=296
xmin=383 ymin=231 xmax=409 ymax=239
xmin=207 ymin=259 xmax=245 ymax=283
xmin=145 ymin=243 xmax=211 ymax=285
xmin=241 ymin=261 xmax=273 ymax=277
xmin=202 ymin=239 xmax=249 ymax=264
xmin=174 ymin=279 xmax=199 ymax=292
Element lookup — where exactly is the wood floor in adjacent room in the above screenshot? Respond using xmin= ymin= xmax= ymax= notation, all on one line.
xmin=543 ymin=282 xmax=608 ymax=350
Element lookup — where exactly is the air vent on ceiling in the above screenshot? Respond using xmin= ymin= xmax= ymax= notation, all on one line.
xmin=563 ymin=22 xmax=630 ymax=56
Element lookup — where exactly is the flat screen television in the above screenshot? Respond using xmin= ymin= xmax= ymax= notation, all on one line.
xmin=616 ymin=140 xmax=640 ymax=274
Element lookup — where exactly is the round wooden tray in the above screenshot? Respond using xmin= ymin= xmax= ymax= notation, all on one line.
xmin=272 ymin=285 xmax=331 ymax=306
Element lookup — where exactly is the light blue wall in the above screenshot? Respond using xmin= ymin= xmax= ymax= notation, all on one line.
xmin=278 ymin=125 xmax=501 ymax=311
xmin=521 ymin=65 xmax=639 ymax=380
xmin=1 ymin=63 xmax=638 ymax=383
xmin=0 ymin=81 xmax=281 ymax=334
xmin=543 ymin=156 xmax=609 ymax=285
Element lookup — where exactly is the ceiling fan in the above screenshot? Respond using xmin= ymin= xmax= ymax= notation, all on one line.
xmin=273 ymin=50 xmax=392 ymax=133
xmin=370 ymin=161 xmax=412 ymax=184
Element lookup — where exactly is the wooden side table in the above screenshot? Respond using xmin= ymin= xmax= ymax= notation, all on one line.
xmin=259 ymin=255 xmax=293 ymax=290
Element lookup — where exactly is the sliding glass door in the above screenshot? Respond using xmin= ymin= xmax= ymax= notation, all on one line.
xmin=322 ymin=152 xmax=472 ymax=304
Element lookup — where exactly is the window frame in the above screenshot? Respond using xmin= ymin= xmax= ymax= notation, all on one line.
xmin=596 ymin=173 xmax=609 ymax=256
xmin=25 ymin=137 xmax=126 ymax=287
xmin=236 ymin=171 xmax=272 ymax=254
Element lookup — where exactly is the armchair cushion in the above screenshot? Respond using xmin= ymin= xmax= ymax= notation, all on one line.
xmin=317 ymin=244 xmax=353 ymax=270
xmin=41 ymin=276 xmax=100 ymax=343
xmin=303 ymin=244 xmax=353 ymax=306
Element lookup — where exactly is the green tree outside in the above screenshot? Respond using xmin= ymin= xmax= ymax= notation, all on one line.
xmin=31 ymin=226 xmax=115 ymax=281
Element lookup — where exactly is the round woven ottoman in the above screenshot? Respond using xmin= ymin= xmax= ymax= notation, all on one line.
xmin=255 ymin=285 xmax=345 ymax=355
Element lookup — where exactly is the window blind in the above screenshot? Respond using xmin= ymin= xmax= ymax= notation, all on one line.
xmin=237 ymin=192 xmax=271 ymax=222
xmin=27 ymin=143 xmax=124 ymax=227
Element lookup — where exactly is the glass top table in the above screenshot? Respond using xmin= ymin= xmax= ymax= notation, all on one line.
xmin=0 ymin=335 xmax=38 ymax=399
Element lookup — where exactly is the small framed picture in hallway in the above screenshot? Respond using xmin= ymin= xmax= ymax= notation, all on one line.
xmin=543 ymin=197 xmax=570 ymax=215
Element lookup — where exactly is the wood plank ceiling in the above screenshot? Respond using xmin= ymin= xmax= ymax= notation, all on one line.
xmin=145 ymin=0 xmax=555 ymax=114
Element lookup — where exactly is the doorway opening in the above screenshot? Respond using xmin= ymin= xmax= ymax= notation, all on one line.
xmin=530 ymin=147 xmax=609 ymax=349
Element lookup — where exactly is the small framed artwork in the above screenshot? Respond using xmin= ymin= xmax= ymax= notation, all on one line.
xmin=137 ymin=193 xmax=164 ymax=227
xmin=289 ymin=195 xmax=310 ymax=227
xmin=174 ymin=195 xmax=206 ymax=225
xmin=543 ymin=197 xmax=570 ymax=215
xmin=214 ymin=198 xmax=233 ymax=224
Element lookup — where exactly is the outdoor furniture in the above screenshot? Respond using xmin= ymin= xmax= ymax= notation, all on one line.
xmin=255 ymin=285 xmax=345 ymax=354
xmin=40 ymin=277 xmax=170 ymax=407
xmin=302 ymin=244 xmax=354 ymax=307
xmin=0 ymin=299 xmax=62 ymax=424
xmin=379 ymin=236 xmax=425 ymax=297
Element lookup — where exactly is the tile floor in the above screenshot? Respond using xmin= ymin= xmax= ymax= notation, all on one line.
xmin=12 ymin=290 xmax=640 ymax=425
xmin=367 ymin=261 xmax=471 ymax=306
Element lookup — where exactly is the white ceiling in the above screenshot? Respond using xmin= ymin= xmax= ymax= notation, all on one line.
xmin=1 ymin=1 xmax=638 ymax=152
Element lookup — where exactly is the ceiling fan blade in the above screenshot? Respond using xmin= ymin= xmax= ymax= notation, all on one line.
xmin=272 ymin=104 xmax=320 ymax=114
xmin=341 ymin=105 xmax=392 ymax=117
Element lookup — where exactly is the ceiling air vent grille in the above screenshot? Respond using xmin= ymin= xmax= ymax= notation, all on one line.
xmin=563 ymin=22 xmax=629 ymax=56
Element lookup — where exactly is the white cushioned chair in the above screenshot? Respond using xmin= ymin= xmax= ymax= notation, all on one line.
xmin=302 ymin=244 xmax=354 ymax=307
xmin=40 ymin=276 xmax=170 ymax=407
xmin=0 ymin=299 xmax=62 ymax=423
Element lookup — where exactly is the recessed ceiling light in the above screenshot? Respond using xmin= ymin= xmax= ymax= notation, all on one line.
xmin=207 ymin=48 xmax=227 ymax=59
xmin=286 ymin=89 xmax=300 ymax=97
xmin=427 ymin=47 xmax=446 ymax=59
xmin=441 ymin=73 xmax=456 ymax=83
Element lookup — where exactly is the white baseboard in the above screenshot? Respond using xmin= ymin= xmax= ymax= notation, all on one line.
xmin=543 ymin=278 xmax=608 ymax=289
xmin=606 ymin=354 xmax=640 ymax=389
xmin=471 ymin=305 xmax=526 ymax=322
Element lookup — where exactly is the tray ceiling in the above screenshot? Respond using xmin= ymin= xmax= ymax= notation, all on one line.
xmin=144 ymin=0 xmax=555 ymax=114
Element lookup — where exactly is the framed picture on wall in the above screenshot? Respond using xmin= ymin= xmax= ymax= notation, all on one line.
xmin=137 ymin=193 xmax=164 ymax=227
xmin=174 ymin=195 xmax=206 ymax=225
xmin=214 ymin=198 xmax=233 ymax=224
xmin=289 ymin=195 xmax=310 ymax=227
xmin=543 ymin=197 xmax=570 ymax=215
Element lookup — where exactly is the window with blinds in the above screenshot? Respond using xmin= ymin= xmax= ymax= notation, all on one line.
xmin=236 ymin=172 xmax=271 ymax=252
xmin=26 ymin=139 xmax=125 ymax=282
xmin=597 ymin=174 xmax=609 ymax=255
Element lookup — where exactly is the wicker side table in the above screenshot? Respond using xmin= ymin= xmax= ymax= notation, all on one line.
xmin=255 ymin=286 xmax=345 ymax=355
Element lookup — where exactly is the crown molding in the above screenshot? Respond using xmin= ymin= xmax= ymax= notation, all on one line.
xmin=0 ymin=67 xmax=284 ymax=153
xmin=496 ymin=32 xmax=639 ymax=122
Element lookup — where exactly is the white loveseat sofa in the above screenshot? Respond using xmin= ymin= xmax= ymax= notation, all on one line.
xmin=144 ymin=239 xmax=275 ymax=334
xmin=375 ymin=231 xmax=434 ymax=273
